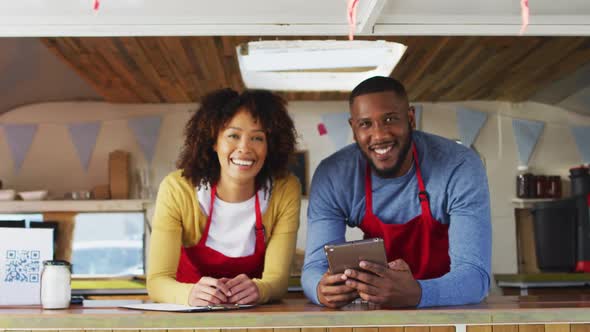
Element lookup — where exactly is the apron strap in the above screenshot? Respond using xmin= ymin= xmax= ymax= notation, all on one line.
xmin=412 ymin=143 xmax=433 ymax=219
xmin=254 ymin=191 xmax=264 ymax=231
xmin=254 ymin=191 xmax=266 ymax=247
xmin=199 ymin=184 xmax=217 ymax=244
xmin=364 ymin=162 xmax=374 ymax=213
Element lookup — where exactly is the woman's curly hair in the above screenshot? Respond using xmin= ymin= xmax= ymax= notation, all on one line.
xmin=177 ymin=88 xmax=297 ymax=192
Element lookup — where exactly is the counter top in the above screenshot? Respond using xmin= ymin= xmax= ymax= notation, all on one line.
xmin=0 ymin=199 xmax=152 ymax=213
xmin=1 ymin=295 xmax=590 ymax=329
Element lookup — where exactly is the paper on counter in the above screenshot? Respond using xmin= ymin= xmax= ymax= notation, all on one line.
xmin=120 ymin=302 xmax=255 ymax=312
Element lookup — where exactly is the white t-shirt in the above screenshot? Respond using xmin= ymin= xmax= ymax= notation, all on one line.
xmin=196 ymin=185 xmax=269 ymax=258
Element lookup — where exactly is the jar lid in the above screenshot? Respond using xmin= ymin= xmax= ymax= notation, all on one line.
xmin=43 ymin=260 xmax=71 ymax=266
xmin=570 ymin=166 xmax=589 ymax=177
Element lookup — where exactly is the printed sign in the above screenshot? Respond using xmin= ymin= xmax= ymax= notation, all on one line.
xmin=0 ymin=228 xmax=53 ymax=305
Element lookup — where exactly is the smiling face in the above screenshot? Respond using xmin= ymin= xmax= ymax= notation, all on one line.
xmin=214 ymin=108 xmax=268 ymax=187
xmin=349 ymin=91 xmax=415 ymax=178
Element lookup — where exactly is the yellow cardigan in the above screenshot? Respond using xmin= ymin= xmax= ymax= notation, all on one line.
xmin=147 ymin=170 xmax=301 ymax=305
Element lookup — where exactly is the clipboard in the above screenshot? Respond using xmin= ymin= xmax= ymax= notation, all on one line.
xmin=120 ymin=302 xmax=256 ymax=312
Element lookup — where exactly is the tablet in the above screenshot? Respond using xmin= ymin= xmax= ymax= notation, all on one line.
xmin=324 ymin=238 xmax=387 ymax=274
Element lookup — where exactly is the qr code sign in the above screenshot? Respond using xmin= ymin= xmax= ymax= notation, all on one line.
xmin=4 ymin=250 xmax=41 ymax=283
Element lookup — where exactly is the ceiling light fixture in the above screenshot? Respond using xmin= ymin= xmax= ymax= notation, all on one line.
xmin=236 ymin=40 xmax=407 ymax=92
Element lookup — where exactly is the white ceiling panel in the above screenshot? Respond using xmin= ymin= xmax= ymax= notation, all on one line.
xmin=0 ymin=0 xmax=346 ymax=23
xmin=0 ymin=0 xmax=588 ymax=37
xmin=380 ymin=0 xmax=590 ymax=16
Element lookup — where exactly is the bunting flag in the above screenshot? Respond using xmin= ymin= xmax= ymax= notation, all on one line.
xmin=127 ymin=116 xmax=162 ymax=163
xmin=321 ymin=112 xmax=351 ymax=151
xmin=413 ymin=104 xmax=423 ymax=130
xmin=68 ymin=122 xmax=101 ymax=171
xmin=512 ymin=118 xmax=544 ymax=166
xmin=456 ymin=107 xmax=488 ymax=147
xmin=571 ymin=125 xmax=590 ymax=165
xmin=2 ymin=124 xmax=38 ymax=172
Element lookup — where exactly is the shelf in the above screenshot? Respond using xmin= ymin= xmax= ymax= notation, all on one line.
xmin=0 ymin=199 xmax=153 ymax=213
xmin=495 ymin=273 xmax=590 ymax=288
xmin=511 ymin=198 xmax=557 ymax=209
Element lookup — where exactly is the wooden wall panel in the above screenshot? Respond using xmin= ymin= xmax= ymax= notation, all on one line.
xmin=378 ymin=328 xmax=404 ymax=332
xmin=492 ymin=325 xmax=519 ymax=332
xmin=546 ymin=325 xmax=571 ymax=332
xmin=302 ymin=328 xmax=326 ymax=332
xmin=468 ymin=326 xmax=492 ymax=332
xmin=431 ymin=327 xmax=455 ymax=332
xmin=571 ymin=325 xmax=590 ymax=332
xmin=5 ymin=326 xmax=590 ymax=332
xmin=40 ymin=36 xmax=590 ymax=104
xmin=328 ymin=328 xmax=353 ymax=332
xmin=249 ymin=329 xmax=274 ymax=332
xmin=520 ymin=325 xmax=545 ymax=332
xmin=403 ymin=327 xmax=430 ymax=332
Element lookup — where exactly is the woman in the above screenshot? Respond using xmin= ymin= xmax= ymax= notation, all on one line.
xmin=147 ymin=88 xmax=301 ymax=306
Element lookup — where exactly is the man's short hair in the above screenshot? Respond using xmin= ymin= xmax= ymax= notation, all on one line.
xmin=349 ymin=76 xmax=408 ymax=105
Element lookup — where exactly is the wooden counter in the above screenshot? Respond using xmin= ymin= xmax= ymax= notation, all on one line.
xmin=0 ymin=296 xmax=589 ymax=330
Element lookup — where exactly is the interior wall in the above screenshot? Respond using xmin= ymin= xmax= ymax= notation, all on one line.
xmin=0 ymin=38 xmax=102 ymax=115
xmin=1 ymin=100 xmax=590 ymax=281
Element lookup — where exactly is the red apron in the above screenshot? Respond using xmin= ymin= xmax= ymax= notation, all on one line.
xmin=359 ymin=143 xmax=450 ymax=280
xmin=176 ymin=185 xmax=266 ymax=283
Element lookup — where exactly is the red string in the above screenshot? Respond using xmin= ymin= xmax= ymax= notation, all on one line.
xmin=347 ymin=0 xmax=360 ymax=40
xmin=520 ymin=0 xmax=529 ymax=35
xmin=317 ymin=123 xmax=328 ymax=136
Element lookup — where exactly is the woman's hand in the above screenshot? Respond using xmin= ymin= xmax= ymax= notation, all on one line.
xmin=188 ymin=277 xmax=232 ymax=306
xmin=225 ymin=274 xmax=260 ymax=304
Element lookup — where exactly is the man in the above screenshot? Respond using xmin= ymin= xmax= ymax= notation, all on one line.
xmin=301 ymin=76 xmax=491 ymax=308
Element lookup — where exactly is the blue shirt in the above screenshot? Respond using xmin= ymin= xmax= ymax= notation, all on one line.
xmin=302 ymin=131 xmax=491 ymax=307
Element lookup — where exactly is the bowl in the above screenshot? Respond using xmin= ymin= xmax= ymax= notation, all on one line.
xmin=0 ymin=189 xmax=16 ymax=201
xmin=18 ymin=190 xmax=48 ymax=201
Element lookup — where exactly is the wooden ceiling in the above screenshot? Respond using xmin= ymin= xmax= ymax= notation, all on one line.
xmin=40 ymin=36 xmax=590 ymax=103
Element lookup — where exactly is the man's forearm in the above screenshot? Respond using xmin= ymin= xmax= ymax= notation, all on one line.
xmin=301 ymin=265 xmax=324 ymax=304
xmin=417 ymin=266 xmax=490 ymax=307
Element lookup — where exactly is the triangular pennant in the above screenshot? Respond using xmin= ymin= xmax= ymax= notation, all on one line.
xmin=321 ymin=112 xmax=350 ymax=151
xmin=68 ymin=122 xmax=101 ymax=171
xmin=127 ymin=116 xmax=162 ymax=163
xmin=512 ymin=118 xmax=545 ymax=166
xmin=456 ymin=107 xmax=488 ymax=147
xmin=413 ymin=104 xmax=423 ymax=130
xmin=571 ymin=125 xmax=590 ymax=164
xmin=2 ymin=124 xmax=38 ymax=172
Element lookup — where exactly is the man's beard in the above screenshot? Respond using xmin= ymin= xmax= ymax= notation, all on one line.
xmin=363 ymin=127 xmax=413 ymax=178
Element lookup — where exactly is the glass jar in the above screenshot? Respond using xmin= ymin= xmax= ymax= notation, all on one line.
xmin=535 ymin=175 xmax=548 ymax=198
xmin=516 ymin=166 xmax=534 ymax=198
xmin=546 ymin=176 xmax=562 ymax=199
xmin=41 ymin=260 xmax=71 ymax=309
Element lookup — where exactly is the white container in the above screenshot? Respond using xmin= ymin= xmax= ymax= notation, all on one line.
xmin=0 ymin=189 xmax=16 ymax=201
xmin=19 ymin=190 xmax=48 ymax=201
xmin=40 ymin=260 xmax=71 ymax=309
